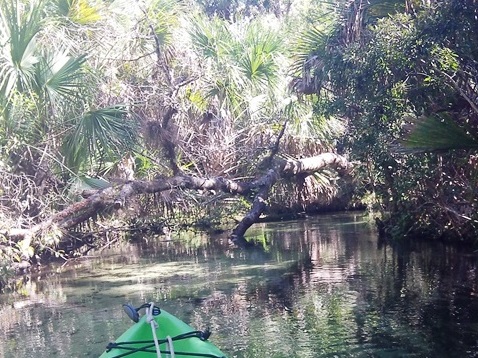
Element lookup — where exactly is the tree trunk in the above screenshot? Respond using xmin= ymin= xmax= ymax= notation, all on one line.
xmin=1 ymin=153 xmax=351 ymax=245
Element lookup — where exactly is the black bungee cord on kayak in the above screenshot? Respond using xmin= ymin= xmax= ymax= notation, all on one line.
xmin=105 ymin=330 xmax=220 ymax=357
xmin=107 ymin=347 xmax=225 ymax=358
xmin=105 ymin=303 xmax=225 ymax=358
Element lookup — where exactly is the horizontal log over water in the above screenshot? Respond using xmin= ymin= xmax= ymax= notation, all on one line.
xmin=280 ymin=153 xmax=350 ymax=176
xmin=1 ymin=153 xmax=351 ymax=243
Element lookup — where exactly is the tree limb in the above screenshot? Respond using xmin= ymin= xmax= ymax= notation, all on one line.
xmin=231 ymin=169 xmax=278 ymax=241
xmin=1 ymin=153 xmax=351 ymax=244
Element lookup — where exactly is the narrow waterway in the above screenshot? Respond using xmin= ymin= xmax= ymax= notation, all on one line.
xmin=1 ymin=212 xmax=478 ymax=357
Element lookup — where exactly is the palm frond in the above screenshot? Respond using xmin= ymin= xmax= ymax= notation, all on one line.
xmin=188 ymin=15 xmax=231 ymax=61
xmin=289 ymin=25 xmax=331 ymax=95
xmin=63 ymin=105 xmax=138 ymax=172
xmin=0 ymin=0 xmax=44 ymax=99
xmin=147 ymin=0 xmax=184 ymax=48
xmin=291 ymin=26 xmax=328 ymax=72
xmin=398 ymin=114 xmax=478 ymax=153
xmin=52 ymin=0 xmax=102 ymax=25
xmin=236 ymin=23 xmax=282 ymax=89
xmin=37 ymin=51 xmax=86 ymax=105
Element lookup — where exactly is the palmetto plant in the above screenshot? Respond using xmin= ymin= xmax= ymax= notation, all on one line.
xmin=181 ymin=9 xmax=347 ymax=210
xmin=187 ymin=15 xmax=284 ymax=123
xmin=62 ymin=105 xmax=138 ymax=173
xmin=0 ymin=0 xmax=43 ymax=104
xmin=53 ymin=0 xmax=102 ymax=25
xmin=0 ymin=0 xmax=138 ymax=177
xmin=399 ymin=114 xmax=478 ymax=153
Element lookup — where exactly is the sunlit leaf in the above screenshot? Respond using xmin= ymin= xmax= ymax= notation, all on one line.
xmin=57 ymin=0 xmax=102 ymax=25
xmin=63 ymin=105 xmax=138 ymax=173
xmin=146 ymin=0 xmax=183 ymax=47
xmin=38 ymin=51 xmax=86 ymax=105
xmin=0 ymin=0 xmax=43 ymax=99
xmin=188 ymin=15 xmax=231 ymax=60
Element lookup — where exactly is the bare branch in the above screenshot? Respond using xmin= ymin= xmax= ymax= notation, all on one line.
xmin=1 ymin=153 xmax=351 ymax=244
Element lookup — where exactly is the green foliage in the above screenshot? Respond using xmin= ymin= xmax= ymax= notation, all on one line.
xmin=400 ymin=114 xmax=478 ymax=153
xmin=294 ymin=0 xmax=478 ymax=241
xmin=0 ymin=0 xmax=371 ymax=270
xmin=62 ymin=105 xmax=138 ymax=173
xmin=236 ymin=22 xmax=282 ymax=88
xmin=1 ymin=0 xmax=139 ymax=174
xmin=0 ymin=0 xmax=44 ymax=101
xmin=194 ymin=0 xmax=285 ymax=20
xmin=188 ymin=13 xmax=284 ymax=95
xmin=15 ymin=238 xmax=35 ymax=260
xmin=37 ymin=51 xmax=87 ymax=106
xmin=53 ymin=0 xmax=102 ymax=25
xmin=143 ymin=0 xmax=184 ymax=47
xmin=188 ymin=15 xmax=232 ymax=61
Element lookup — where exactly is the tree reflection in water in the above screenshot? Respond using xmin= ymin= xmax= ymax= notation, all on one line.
xmin=1 ymin=213 xmax=478 ymax=357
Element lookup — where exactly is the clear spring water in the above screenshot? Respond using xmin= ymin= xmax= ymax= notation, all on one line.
xmin=1 ymin=212 xmax=478 ymax=357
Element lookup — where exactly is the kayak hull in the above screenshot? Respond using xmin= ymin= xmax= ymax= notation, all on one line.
xmin=99 ymin=307 xmax=227 ymax=358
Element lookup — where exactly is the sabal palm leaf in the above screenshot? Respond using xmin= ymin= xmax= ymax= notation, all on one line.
xmin=204 ymin=19 xmax=283 ymax=114
xmin=398 ymin=114 xmax=478 ymax=153
xmin=291 ymin=0 xmax=408 ymax=94
xmin=147 ymin=0 xmax=184 ymax=48
xmin=188 ymin=15 xmax=232 ymax=61
xmin=285 ymin=95 xmax=344 ymax=149
xmin=291 ymin=25 xmax=328 ymax=71
xmin=290 ymin=24 xmax=332 ymax=96
xmin=70 ymin=0 xmax=101 ymax=25
xmin=236 ymin=24 xmax=281 ymax=89
xmin=0 ymin=0 xmax=44 ymax=100
xmin=188 ymin=15 xmax=242 ymax=117
xmin=36 ymin=51 xmax=86 ymax=106
xmin=63 ymin=105 xmax=138 ymax=172
xmin=289 ymin=0 xmax=338 ymax=74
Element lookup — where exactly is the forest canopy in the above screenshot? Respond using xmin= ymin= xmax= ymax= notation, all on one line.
xmin=0 ymin=0 xmax=477 ymax=279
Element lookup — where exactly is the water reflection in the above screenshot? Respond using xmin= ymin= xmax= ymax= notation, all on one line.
xmin=1 ymin=212 xmax=478 ymax=357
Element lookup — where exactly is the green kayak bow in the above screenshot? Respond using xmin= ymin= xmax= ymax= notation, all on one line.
xmin=100 ymin=303 xmax=227 ymax=358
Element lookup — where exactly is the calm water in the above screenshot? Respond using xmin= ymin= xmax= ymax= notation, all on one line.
xmin=1 ymin=212 xmax=478 ymax=357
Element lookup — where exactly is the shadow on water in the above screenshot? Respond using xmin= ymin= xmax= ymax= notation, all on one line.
xmin=1 ymin=212 xmax=478 ymax=357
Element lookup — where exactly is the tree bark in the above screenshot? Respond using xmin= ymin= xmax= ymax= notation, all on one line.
xmin=1 ymin=153 xmax=351 ymax=244
xmin=231 ymin=154 xmax=351 ymax=243
xmin=231 ymin=169 xmax=278 ymax=241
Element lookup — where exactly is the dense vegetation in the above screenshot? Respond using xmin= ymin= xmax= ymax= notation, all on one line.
xmin=298 ymin=0 xmax=478 ymax=242
xmin=0 ymin=0 xmax=477 ymax=280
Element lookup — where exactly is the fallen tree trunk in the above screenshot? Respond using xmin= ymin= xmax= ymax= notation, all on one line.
xmin=231 ymin=169 xmax=278 ymax=241
xmin=1 ymin=153 xmax=351 ymax=245
xmin=231 ymin=154 xmax=352 ymax=241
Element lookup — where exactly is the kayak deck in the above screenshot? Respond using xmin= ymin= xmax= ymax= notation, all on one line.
xmin=100 ymin=306 xmax=227 ymax=358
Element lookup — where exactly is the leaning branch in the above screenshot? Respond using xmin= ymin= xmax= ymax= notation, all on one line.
xmin=231 ymin=153 xmax=352 ymax=242
xmin=1 ymin=153 xmax=351 ymax=244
